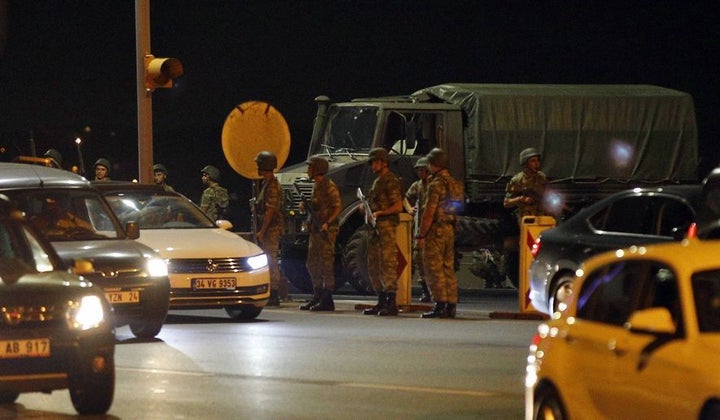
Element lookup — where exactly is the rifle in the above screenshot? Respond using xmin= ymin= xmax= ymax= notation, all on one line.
xmin=249 ymin=180 xmax=260 ymax=242
xmin=356 ymin=188 xmax=376 ymax=228
xmin=294 ymin=183 xmax=320 ymax=232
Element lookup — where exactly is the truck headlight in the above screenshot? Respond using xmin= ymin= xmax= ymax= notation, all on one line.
xmin=147 ymin=257 xmax=168 ymax=277
xmin=247 ymin=254 xmax=268 ymax=270
xmin=68 ymin=295 xmax=106 ymax=330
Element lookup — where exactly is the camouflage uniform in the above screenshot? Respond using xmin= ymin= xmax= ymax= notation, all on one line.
xmin=200 ymin=184 xmax=229 ymax=221
xmin=505 ymin=170 xmax=547 ymax=224
xmin=422 ymin=172 xmax=458 ymax=305
xmin=306 ymin=177 xmax=341 ymax=290
xmin=257 ymin=176 xmax=284 ymax=290
xmin=368 ymin=171 xmax=403 ymax=293
xmin=405 ymin=178 xmax=427 ymax=285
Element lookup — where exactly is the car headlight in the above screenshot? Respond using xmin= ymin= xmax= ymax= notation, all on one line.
xmin=247 ymin=253 xmax=268 ymax=270
xmin=68 ymin=295 xmax=106 ymax=330
xmin=147 ymin=257 xmax=168 ymax=277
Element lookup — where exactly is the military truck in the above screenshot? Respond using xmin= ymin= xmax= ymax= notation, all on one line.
xmin=275 ymin=84 xmax=698 ymax=293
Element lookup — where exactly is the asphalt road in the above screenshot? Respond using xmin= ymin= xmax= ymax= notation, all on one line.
xmin=3 ymin=291 xmax=543 ymax=419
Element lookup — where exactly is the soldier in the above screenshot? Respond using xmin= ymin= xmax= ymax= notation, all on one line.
xmin=300 ymin=156 xmax=342 ymax=311
xmin=153 ymin=164 xmax=175 ymax=192
xmin=503 ymin=148 xmax=547 ymax=224
xmin=43 ymin=149 xmax=63 ymax=169
xmin=362 ymin=147 xmax=404 ymax=317
xmin=417 ymin=148 xmax=459 ymax=318
xmin=254 ymin=151 xmax=285 ymax=307
xmin=404 ymin=157 xmax=432 ymax=303
xmin=94 ymin=158 xmax=111 ymax=181
xmin=200 ymin=165 xmax=229 ymax=221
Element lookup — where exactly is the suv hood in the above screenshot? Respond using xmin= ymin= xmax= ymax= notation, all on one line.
xmin=137 ymin=228 xmax=263 ymax=259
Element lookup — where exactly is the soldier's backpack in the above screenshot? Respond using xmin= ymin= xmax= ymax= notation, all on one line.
xmin=440 ymin=174 xmax=466 ymax=215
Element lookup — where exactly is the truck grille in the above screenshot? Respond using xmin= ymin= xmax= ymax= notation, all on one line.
xmin=282 ymin=181 xmax=313 ymax=212
xmin=167 ymin=258 xmax=255 ymax=274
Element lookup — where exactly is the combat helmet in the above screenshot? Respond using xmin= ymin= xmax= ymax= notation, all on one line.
xmin=255 ymin=151 xmax=278 ymax=171
xmin=94 ymin=158 xmax=111 ymax=171
xmin=201 ymin=165 xmax=221 ymax=181
xmin=368 ymin=147 xmax=389 ymax=163
xmin=44 ymin=149 xmax=63 ymax=168
xmin=426 ymin=148 xmax=449 ymax=169
xmin=153 ymin=163 xmax=168 ymax=175
xmin=414 ymin=157 xmax=428 ymax=169
xmin=519 ymin=148 xmax=541 ymax=166
xmin=306 ymin=155 xmax=329 ymax=175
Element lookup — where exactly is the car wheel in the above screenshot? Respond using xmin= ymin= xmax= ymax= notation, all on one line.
xmin=0 ymin=390 xmax=19 ymax=404
xmin=342 ymin=226 xmax=374 ymax=294
xmin=129 ymin=319 xmax=163 ymax=339
xmin=533 ymin=385 xmax=566 ymax=420
xmin=701 ymin=400 xmax=720 ymax=419
xmin=225 ymin=305 xmax=263 ymax=320
xmin=69 ymin=354 xmax=115 ymax=415
xmin=550 ymin=273 xmax=574 ymax=314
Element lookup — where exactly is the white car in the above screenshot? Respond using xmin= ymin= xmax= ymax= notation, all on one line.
xmin=94 ymin=182 xmax=270 ymax=320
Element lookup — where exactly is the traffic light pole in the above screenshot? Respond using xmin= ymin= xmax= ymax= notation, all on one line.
xmin=135 ymin=0 xmax=153 ymax=184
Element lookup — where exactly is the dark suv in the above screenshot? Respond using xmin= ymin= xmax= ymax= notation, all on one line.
xmin=0 ymin=163 xmax=170 ymax=338
xmin=0 ymin=197 xmax=115 ymax=414
xmin=529 ymin=185 xmax=704 ymax=315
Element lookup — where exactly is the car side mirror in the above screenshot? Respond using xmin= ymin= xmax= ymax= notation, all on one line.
xmin=72 ymin=259 xmax=95 ymax=275
xmin=216 ymin=219 xmax=233 ymax=231
xmin=625 ymin=307 xmax=676 ymax=335
xmin=125 ymin=221 xmax=140 ymax=240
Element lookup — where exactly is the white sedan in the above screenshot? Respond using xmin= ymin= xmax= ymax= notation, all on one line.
xmin=94 ymin=182 xmax=270 ymax=320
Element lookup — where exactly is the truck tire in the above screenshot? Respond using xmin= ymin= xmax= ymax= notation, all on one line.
xmin=342 ymin=226 xmax=374 ymax=294
xmin=280 ymin=257 xmax=313 ymax=293
xmin=454 ymin=216 xmax=503 ymax=248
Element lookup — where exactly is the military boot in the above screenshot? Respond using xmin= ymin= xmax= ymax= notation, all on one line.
xmin=419 ymin=280 xmax=431 ymax=303
xmin=299 ymin=288 xmax=322 ymax=310
xmin=310 ymin=289 xmax=335 ymax=311
xmin=378 ymin=292 xmax=398 ymax=316
xmin=445 ymin=303 xmax=457 ymax=319
xmin=266 ymin=289 xmax=280 ymax=307
xmin=362 ymin=292 xmax=386 ymax=315
xmin=421 ymin=302 xmax=447 ymax=318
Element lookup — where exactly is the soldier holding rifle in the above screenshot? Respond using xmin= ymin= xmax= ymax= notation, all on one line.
xmin=503 ymin=148 xmax=547 ymax=224
xmin=299 ymin=156 xmax=342 ymax=311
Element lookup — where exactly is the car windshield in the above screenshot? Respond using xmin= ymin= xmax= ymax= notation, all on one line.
xmin=309 ymin=105 xmax=378 ymax=156
xmin=692 ymin=270 xmax=720 ymax=333
xmin=6 ymin=189 xmax=123 ymax=241
xmin=0 ymin=218 xmax=58 ymax=283
xmin=102 ymin=191 xmax=216 ymax=229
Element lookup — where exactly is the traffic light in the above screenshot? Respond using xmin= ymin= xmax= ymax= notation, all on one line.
xmin=144 ymin=54 xmax=184 ymax=91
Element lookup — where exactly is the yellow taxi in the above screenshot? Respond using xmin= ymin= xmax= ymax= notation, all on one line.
xmin=525 ymin=238 xmax=720 ymax=419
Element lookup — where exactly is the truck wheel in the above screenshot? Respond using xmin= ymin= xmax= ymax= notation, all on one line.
xmin=455 ymin=216 xmax=503 ymax=248
xmin=280 ymin=258 xmax=313 ymax=292
xmin=69 ymin=353 xmax=115 ymax=415
xmin=342 ymin=226 xmax=374 ymax=294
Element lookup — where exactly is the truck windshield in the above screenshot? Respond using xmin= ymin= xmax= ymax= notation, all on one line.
xmin=311 ymin=106 xmax=378 ymax=156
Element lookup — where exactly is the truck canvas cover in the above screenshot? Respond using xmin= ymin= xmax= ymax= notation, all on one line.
xmin=413 ymin=84 xmax=698 ymax=183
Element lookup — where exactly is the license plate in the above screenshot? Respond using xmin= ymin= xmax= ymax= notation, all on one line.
xmin=0 ymin=338 xmax=50 ymax=359
xmin=105 ymin=290 xmax=141 ymax=304
xmin=192 ymin=278 xmax=237 ymax=290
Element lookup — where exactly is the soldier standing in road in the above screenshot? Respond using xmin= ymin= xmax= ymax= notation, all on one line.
xmin=503 ymin=148 xmax=547 ymax=224
xmin=362 ymin=147 xmax=404 ymax=317
xmin=153 ymin=164 xmax=175 ymax=192
xmin=404 ymin=157 xmax=432 ymax=303
xmin=417 ymin=148 xmax=459 ymax=318
xmin=300 ymin=156 xmax=342 ymax=312
xmin=200 ymin=165 xmax=229 ymax=221
xmin=94 ymin=158 xmax=111 ymax=181
xmin=254 ymin=151 xmax=285 ymax=307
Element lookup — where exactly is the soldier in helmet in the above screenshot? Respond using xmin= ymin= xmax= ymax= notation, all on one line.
xmin=503 ymin=147 xmax=547 ymax=224
xmin=417 ymin=148 xmax=459 ymax=318
xmin=153 ymin=164 xmax=174 ymax=192
xmin=404 ymin=157 xmax=432 ymax=303
xmin=94 ymin=158 xmax=111 ymax=181
xmin=200 ymin=164 xmax=229 ymax=221
xmin=300 ymin=155 xmax=342 ymax=312
xmin=254 ymin=151 xmax=285 ymax=307
xmin=361 ymin=147 xmax=404 ymax=317
xmin=43 ymin=149 xmax=63 ymax=169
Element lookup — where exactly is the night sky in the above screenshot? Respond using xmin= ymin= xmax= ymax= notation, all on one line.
xmin=1 ymin=1 xmax=719 ymax=228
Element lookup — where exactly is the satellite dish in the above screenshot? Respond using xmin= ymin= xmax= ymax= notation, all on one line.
xmin=221 ymin=101 xmax=291 ymax=179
